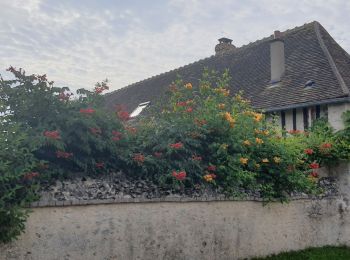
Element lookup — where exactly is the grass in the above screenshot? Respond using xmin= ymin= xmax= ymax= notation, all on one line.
xmin=253 ymin=246 xmax=350 ymax=260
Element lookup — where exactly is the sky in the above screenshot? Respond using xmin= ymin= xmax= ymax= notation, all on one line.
xmin=0 ymin=0 xmax=349 ymax=92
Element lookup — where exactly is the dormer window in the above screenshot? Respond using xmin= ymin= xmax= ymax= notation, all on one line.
xmin=130 ymin=101 xmax=150 ymax=118
xmin=304 ymin=80 xmax=316 ymax=89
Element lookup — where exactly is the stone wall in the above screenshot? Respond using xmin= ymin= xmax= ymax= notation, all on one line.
xmin=1 ymin=196 xmax=349 ymax=260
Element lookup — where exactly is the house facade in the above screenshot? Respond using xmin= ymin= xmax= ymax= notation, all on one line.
xmin=105 ymin=21 xmax=350 ymax=131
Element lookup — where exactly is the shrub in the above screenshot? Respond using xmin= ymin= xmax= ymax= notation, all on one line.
xmin=0 ymin=120 xmax=39 ymax=243
xmin=0 ymin=67 xmax=131 ymax=179
xmin=132 ymin=69 xmax=318 ymax=200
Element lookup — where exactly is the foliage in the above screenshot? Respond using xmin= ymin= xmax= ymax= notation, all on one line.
xmin=1 ymin=67 xmax=349 ymax=242
xmin=0 ymin=120 xmax=39 ymax=243
xmin=131 ymin=69 xmax=320 ymax=200
xmin=252 ymin=246 xmax=350 ymax=260
xmin=0 ymin=67 xmax=132 ymax=179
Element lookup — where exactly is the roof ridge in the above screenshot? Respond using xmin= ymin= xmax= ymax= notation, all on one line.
xmin=314 ymin=22 xmax=350 ymax=95
xmin=105 ymin=55 xmax=216 ymax=97
xmin=105 ymin=21 xmax=321 ymax=97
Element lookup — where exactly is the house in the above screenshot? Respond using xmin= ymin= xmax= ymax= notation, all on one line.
xmin=105 ymin=21 xmax=350 ymax=131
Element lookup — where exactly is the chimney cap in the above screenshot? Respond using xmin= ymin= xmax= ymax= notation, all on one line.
xmin=218 ymin=37 xmax=233 ymax=44
xmin=273 ymin=30 xmax=283 ymax=40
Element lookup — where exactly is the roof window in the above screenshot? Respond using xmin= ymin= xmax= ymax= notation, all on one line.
xmin=130 ymin=102 xmax=150 ymax=118
xmin=304 ymin=80 xmax=316 ymax=89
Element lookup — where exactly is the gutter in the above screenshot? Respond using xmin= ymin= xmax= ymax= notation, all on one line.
xmin=263 ymin=96 xmax=350 ymax=112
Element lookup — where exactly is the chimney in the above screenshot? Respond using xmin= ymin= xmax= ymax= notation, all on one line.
xmin=215 ymin=38 xmax=236 ymax=55
xmin=270 ymin=30 xmax=285 ymax=83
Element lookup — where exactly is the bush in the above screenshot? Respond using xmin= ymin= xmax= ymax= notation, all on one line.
xmin=0 ymin=120 xmax=39 ymax=243
xmin=131 ymin=69 xmax=319 ymax=200
xmin=0 ymin=67 xmax=132 ymax=179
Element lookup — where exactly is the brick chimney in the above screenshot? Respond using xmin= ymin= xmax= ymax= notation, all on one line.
xmin=270 ymin=30 xmax=285 ymax=83
xmin=215 ymin=38 xmax=236 ymax=55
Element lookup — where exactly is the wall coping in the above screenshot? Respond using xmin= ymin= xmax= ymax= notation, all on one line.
xmin=28 ymin=194 xmax=339 ymax=208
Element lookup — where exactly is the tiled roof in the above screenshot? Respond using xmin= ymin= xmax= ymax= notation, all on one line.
xmin=105 ymin=21 xmax=350 ymax=112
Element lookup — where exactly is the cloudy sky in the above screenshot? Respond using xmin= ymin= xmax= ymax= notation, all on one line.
xmin=0 ymin=0 xmax=349 ymax=92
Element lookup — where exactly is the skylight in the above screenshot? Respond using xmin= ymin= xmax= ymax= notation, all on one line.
xmin=130 ymin=101 xmax=150 ymax=118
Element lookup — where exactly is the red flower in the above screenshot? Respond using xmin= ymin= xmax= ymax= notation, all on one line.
xmin=304 ymin=148 xmax=314 ymax=155
xmin=288 ymin=130 xmax=302 ymax=135
xmin=311 ymin=171 xmax=319 ymax=178
xmin=172 ymin=171 xmax=187 ymax=181
xmin=43 ymin=130 xmax=60 ymax=140
xmin=207 ymin=165 xmax=216 ymax=172
xmin=94 ymin=85 xmax=109 ymax=94
xmin=194 ymin=118 xmax=207 ymax=126
xmin=310 ymin=162 xmax=320 ymax=169
xmin=58 ymin=92 xmax=72 ymax=101
xmin=112 ymin=131 xmax=122 ymax=141
xmin=56 ymin=150 xmax=73 ymax=159
xmin=80 ymin=108 xmax=95 ymax=115
xmin=154 ymin=152 xmax=163 ymax=158
xmin=169 ymin=84 xmax=178 ymax=92
xmin=320 ymin=143 xmax=332 ymax=149
xmin=186 ymin=107 xmax=193 ymax=113
xmin=90 ymin=127 xmax=102 ymax=135
xmin=117 ymin=111 xmax=130 ymax=121
xmin=133 ymin=153 xmax=145 ymax=164
xmin=125 ymin=126 xmax=137 ymax=135
xmin=176 ymin=101 xmax=187 ymax=107
xmin=95 ymin=162 xmax=104 ymax=168
xmin=23 ymin=172 xmax=39 ymax=180
xmin=169 ymin=142 xmax=184 ymax=149
xmin=192 ymin=155 xmax=202 ymax=161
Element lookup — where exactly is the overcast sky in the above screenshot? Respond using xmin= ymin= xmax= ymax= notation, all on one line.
xmin=0 ymin=0 xmax=349 ymax=92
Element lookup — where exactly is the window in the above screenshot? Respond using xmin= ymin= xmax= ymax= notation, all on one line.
xmin=281 ymin=111 xmax=286 ymax=129
xmin=303 ymin=107 xmax=309 ymax=130
xmin=130 ymin=102 xmax=150 ymax=118
xmin=292 ymin=109 xmax=297 ymax=130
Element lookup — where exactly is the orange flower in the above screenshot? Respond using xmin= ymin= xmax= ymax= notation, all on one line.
xmin=218 ymin=103 xmax=226 ymax=110
xmin=253 ymin=113 xmax=263 ymax=122
xmin=273 ymin=157 xmax=281 ymax=163
xmin=223 ymin=112 xmax=235 ymax=128
xmin=262 ymin=158 xmax=269 ymax=163
xmin=214 ymin=88 xmax=230 ymax=96
xmin=203 ymin=173 xmax=216 ymax=182
xmin=220 ymin=143 xmax=228 ymax=150
xmin=240 ymin=157 xmax=249 ymax=165
xmin=194 ymin=118 xmax=207 ymax=126
xmin=262 ymin=130 xmax=269 ymax=135
xmin=185 ymin=83 xmax=193 ymax=90
xmin=243 ymin=140 xmax=251 ymax=146
xmin=255 ymin=138 xmax=264 ymax=144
